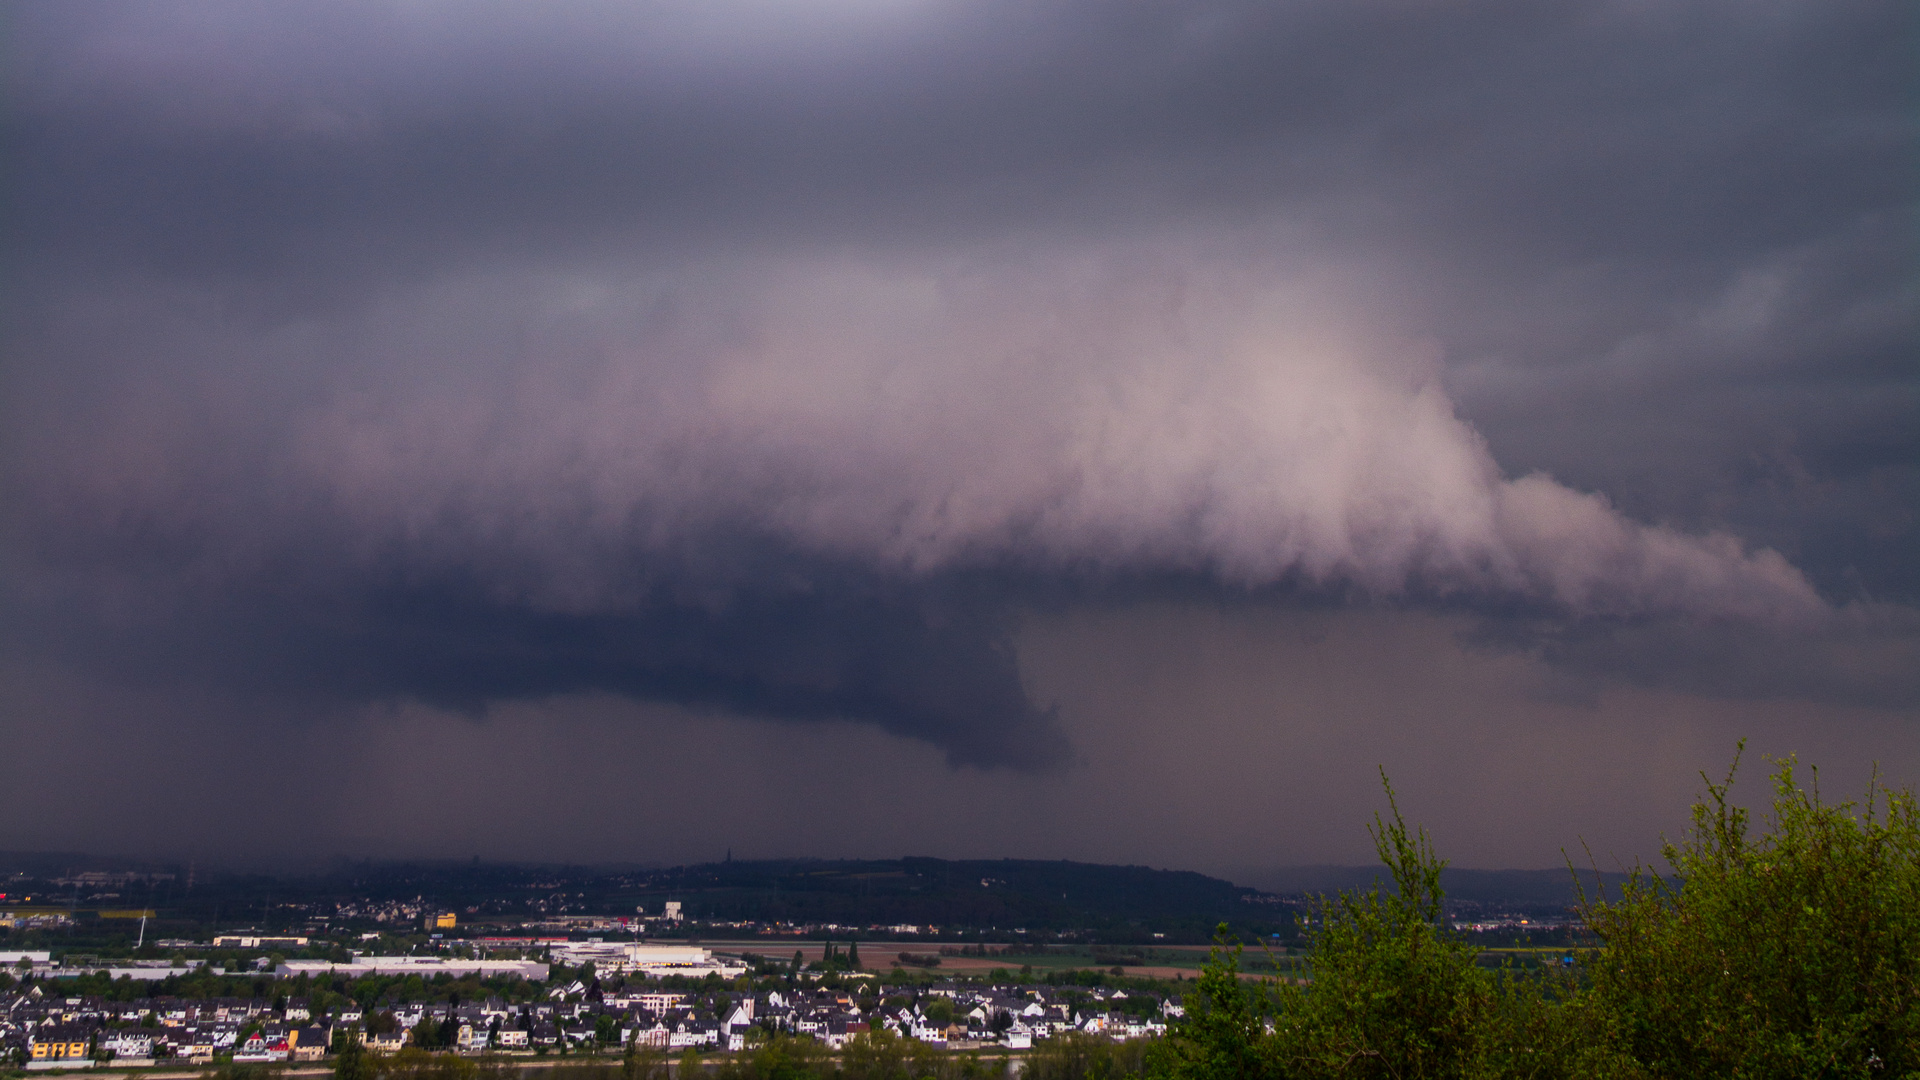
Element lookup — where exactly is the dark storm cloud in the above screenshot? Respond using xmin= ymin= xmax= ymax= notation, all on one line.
xmin=21 ymin=548 xmax=1063 ymax=770
xmin=2 ymin=0 xmax=1913 ymax=778
xmin=10 ymin=2 xmax=1906 ymax=275
xmin=1461 ymin=604 xmax=1920 ymax=713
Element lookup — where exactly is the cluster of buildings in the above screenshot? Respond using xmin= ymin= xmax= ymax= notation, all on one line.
xmin=0 ymin=913 xmax=70 ymax=931
xmin=329 ymin=899 xmax=431 ymax=926
xmin=5 ymin=942 xmax=774 ymax=987
xmin=1 ymin=952 xmax=550 ymax=986
xmin=3 ymin=988 xmax=332 ymax=1068
xmin=722 ymin=984 xmax=1174 ymax=1051
xmin=0 ymin=979 xmax=1173 ymax=1068
xmin=1449 ymin=914 xmax=1576 ymax=933
xmin=547 ymin=942 xmax=748 ymax=980
xmin=277 ymin=956 xmax=552 ymax=981
xmin=562 ymin=982 xmax=1170 ymax=1053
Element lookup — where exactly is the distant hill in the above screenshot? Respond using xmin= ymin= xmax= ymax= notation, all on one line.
xmin=0 ymin=852 xmax=1297 ymax=944
xmin=1 ymin=851 xmax=1642 ymax=940
xmin=576 ymin=857 xmax=1294 ymax=942
xmin=1237 ymin=865 xmax=1638 ymax=910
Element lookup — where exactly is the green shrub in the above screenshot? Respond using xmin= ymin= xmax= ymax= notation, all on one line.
xmin=1021 ymin=1031 xmax=1152 ymax=1080
xmin=838 ymin=1028 xmax=1005 ymax=1079
xmin=1580 ymin=752 xmax=1920 ymax=1078
xmin=709 ymin=1035 xmax=832 ymax=1080
xmin=1263 ymin=774 xmax=1498 ymax=1079
xmin=1161 ymin=752 xmax=1918 ymax=1079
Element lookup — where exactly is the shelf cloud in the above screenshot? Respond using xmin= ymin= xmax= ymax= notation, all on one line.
xmin=2 ymin=1 xmax=1912 ymax=846
xmin=6 ymin=250 xmax=1849 ymax=766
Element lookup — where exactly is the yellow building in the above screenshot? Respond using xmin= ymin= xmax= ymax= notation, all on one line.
xmin=432 ymin=912 xmax=457 ymax=929
xmin=30 ymin=1026 xmax=90 ymax=1061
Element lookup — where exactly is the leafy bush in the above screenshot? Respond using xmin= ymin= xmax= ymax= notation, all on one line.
xmin=1161 ymin=752 xmax=1920 ymax=1079
xmin=1580 ymin=752 xmax=1919 ymax=1077
xmin=1023 ymin=1031 xmax=1154 ymax=1080
xmin=837 ymin=1029 xmax=1004 ymax=1079
xmin=333 ymin=1047 xmax=521 ymax=1080
xmin=709 ymin=1034 xmax=832 ymax=1080
xmin=1263 ymin=775 xmax=1498 ymax=1079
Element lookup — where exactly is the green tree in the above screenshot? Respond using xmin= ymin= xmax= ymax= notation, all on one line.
xmin=1026 ymin=1031 xmax=1153 ymax=1080
xmin=1157 ymin=929 xmax=1264 ymax=1080
xmin=383 ymin=1047 xmax=480 ymax=1080
xmin=1162 ymin=774 xmax=1574 ymax=1080
xmin=839 ymin=1029 xmax=947 ymax=1080
xmin=1263 ymin=773 xmax=1497 ymax=1079
xmin=713 ymin=1034 xmax=829 ymax=1080
xmin=334 ymin=1039 xmax=378 ymax=1080
xmin=847 ymin=941 xmax=861 ymax=970
xmin=622 ymin=1041 xmax=669 ymax=1080
xmin=1581 ymin=751 xmax=1920 ymax=1077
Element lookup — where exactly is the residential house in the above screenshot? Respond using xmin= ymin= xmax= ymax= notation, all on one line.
xmin=100 ymin=1027 xmax=159 ymax=1060
xmin=290 ymin=1026 xmax=332 ymax=1062
xmin=666 ymin=1015 xmax=720 ymax=1049
xmin=624 ymin=1012 xmax=668 ymax=1049
xmin=174 ymin=1027 xmax=218 ymax=1063
xmin=30 ymin=1023 xmax=92 ymax=1063
xmin=821 ymin=1019 xmax=868 ymax=1050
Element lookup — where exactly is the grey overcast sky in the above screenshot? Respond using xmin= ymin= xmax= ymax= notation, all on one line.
xmin=2 ymin=0 xmax=1914 ymax=876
